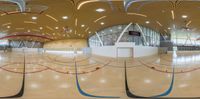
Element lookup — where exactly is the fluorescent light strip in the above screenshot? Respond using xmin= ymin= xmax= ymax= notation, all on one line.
xmin=85 ymin=27 xmax=89 ymax=32
xmin=77 ymin=0 xmax=122 ymax=10
xmin=77 ymin=0 xmax=99 ymax=10
xmin=94 ymin=16 xmax=107 ymax=23
xmin=164 ymin=29 xmax=167 ymax=33
xmin=2 ymin=22 xmax=11 ymax=26
xmin=24 ymin=21 xmax=37 ymax=24
xmin=32 ymin=29 xmax=40 ymax=32
xmin=0 ymin=13 xmax=6 ymax=16
xmin=156 ymin=21 xmax=163 ymax=27
xmin=186 ymin=20 xmax=192 ymax=27
xmin=8 ymin=11 xmax=20 ymax=14
xmin=171 ymin=10 xmax=175 ymax=20
xmin=75 ymin=18 xmax=78 ymax=26
xmin=45 ymin=14 xmax=58 ymax=22
xmin=46 ymin=26 xmax=54 ymax=31
xmin=127 ymin=12 xmax=147 ymax=17
xmin=16 ymin=28 xmax=24 ymax=30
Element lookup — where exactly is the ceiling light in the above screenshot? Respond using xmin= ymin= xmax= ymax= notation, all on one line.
xmin=28 ymin=30 xmax=31 ymax=32
xmin=145 ymin=21 xmax=150 ymax=24
xmin=55 ymin=27 xmax=59 ymax=29
xmin=168 ymin=27 xmax=171 ymax=30
xmin=81 ymin=24 xmax=85 ymax=27
xmin=32 ymin=16 xmax=37 ymax=20
xmin=89 ymin=31 xmax=91 ymax=34
xmin=69 ymin=29 xmax=72 ymax=33
xmin=96 ymin=8 xmax=105 ymax=12
xmin=182 ymin=15 xmax=188 ymax=19
xmin=100 ymin=22 xmax=104 ymax=25
xmin=7 ymin=26 xmax=11 ymax=29
xmin=39 ymin=27 xmax=43 ymax=30
xmin=62 ymin=16 xmax=68 ymax=19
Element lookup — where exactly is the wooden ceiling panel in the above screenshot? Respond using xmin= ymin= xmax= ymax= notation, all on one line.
xmin=0 ymin=0 xmax=200 ymax=42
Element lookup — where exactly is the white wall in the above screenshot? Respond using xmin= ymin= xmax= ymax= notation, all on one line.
xmin=91 ymin=46 xmax=158 ymax=58
xmin=12 ymin=48 xmax=41 ymax=52
xmin=134 ymin=46 xmax=158 ymax=57
xmin=91 ymin=46 xmax=117 ymax=57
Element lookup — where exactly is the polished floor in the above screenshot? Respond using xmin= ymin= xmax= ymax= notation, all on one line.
xmin=0 ymin=51 xmax=199 ymax=99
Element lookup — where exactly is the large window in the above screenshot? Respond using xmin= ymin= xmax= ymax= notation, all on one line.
xmin=0 ymin=40 xmax=8 ymax=46
xmin=171 ymin=30 xmax=200 ymax=46
xmin=89 ymin=24 xmax=160 ymax=47
xmin=0 ymin=32 xmax=8 ymax=46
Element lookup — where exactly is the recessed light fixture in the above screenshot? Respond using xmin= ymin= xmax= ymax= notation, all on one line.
xmin=27 ymin=30 xmax=31 ymax=32
xmin=81 ymin=24 xmax=85 ymax=27
xmin=7 ymin=26 xmax=10 ymax=29
xmin=32 ymin=16 xmax=37 ymax=20
xmin=69 ymin=29 xmax=72 ymax=33
xmin=55 ymin=27 xmax=59 ymax=29
xmin=145 ymin=21 xmax=150 ymax=24
xmin=182 ymin=15 xmax=188 ymax=19
xmin=62 ymin=16 xmax=68 ymax=19
xmin=39 ymin=27 xmax=43 ymax=30
xmin=168 ymin=27 xmax=171 ymax=30
xmin=89 ymin=31 xmax=91 ymax=34
xmin=100 ymin=22 xmax=105 ymax=25
xmin=96 ymin=8 xmax=105 ymax=13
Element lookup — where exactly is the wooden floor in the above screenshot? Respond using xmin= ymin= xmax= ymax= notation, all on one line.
xmin=0 ymin=51 xmax=199 ymax=99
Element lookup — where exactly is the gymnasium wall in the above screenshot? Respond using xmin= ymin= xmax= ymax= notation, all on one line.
xmin=91 ymin=46 xmax=158 ymax=58
xmin=43 ymin=39 xmax=88 ymax=49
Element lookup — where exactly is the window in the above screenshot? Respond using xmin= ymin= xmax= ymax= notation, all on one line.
xmin=89 ymin=24 xmax=160 ymax=47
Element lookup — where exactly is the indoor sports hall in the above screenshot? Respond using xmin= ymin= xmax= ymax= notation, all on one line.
xmin=0 ymin=0 xmax=199 ymax=99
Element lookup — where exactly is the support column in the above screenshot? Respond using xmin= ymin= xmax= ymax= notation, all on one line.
xmin=116 ymin=22 xmax=132 ymax=43
xmin=96 ymin=32 xmax=104 ymax=46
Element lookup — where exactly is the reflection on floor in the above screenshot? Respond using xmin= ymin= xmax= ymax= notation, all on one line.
xmin=0 ymin=51 xmax=199 ymax=99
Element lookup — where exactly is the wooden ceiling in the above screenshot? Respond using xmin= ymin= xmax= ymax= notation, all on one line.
xmin=0 ymin=0 xmax=199 ymax=42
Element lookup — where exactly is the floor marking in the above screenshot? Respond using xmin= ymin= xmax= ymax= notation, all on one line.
xmin=139 ymin=59 xmax=200 ymax=74
xmin=46 ymin=54 xmax=90 ymax=63
xmin=75 ymin=61 xmax=120 ymax=98
xmin=124 ymin=61 xmax=175 ymax=98
xmin=0 ymin=52 xmax=26 ymax=98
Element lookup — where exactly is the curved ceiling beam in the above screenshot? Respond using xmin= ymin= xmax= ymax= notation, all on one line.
xmin=124 ymin=0 xmax=148 ymax=12
xmin=125 ymin=0 xmax=172 ymax=12
xmin=135 ymin=1 xmax=155 ymax=12
xmin=124 ymin=0 xmax=181 ymax=11
xmin=0 ymin=0 xmax=26 ymax=12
